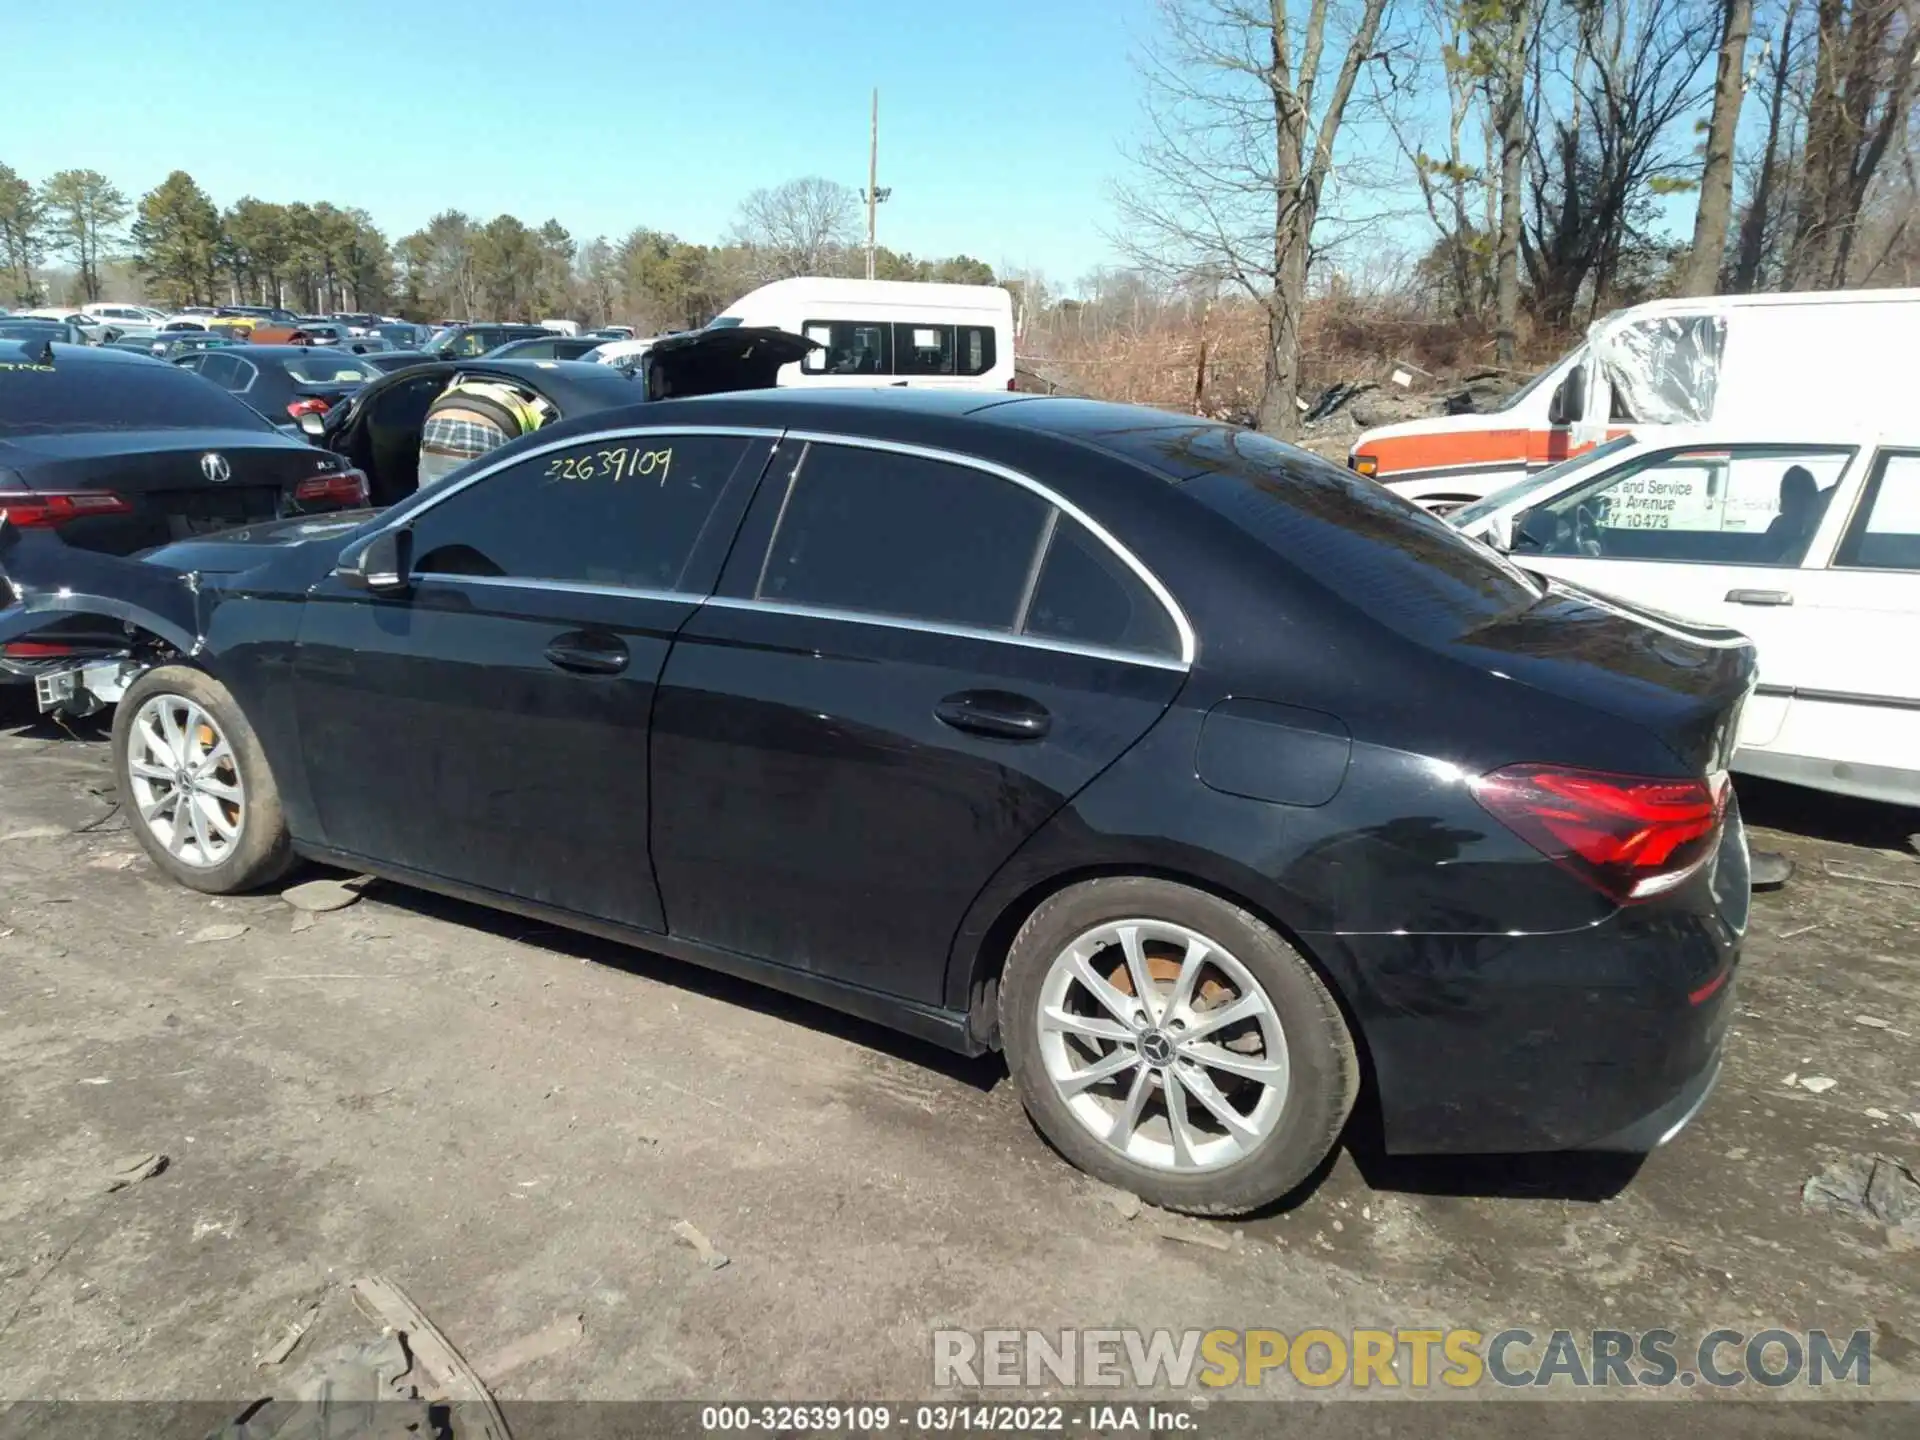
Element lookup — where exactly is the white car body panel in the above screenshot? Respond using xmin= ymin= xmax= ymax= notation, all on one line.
xmin=1454 ymin=424 xmax=1920 ymax=805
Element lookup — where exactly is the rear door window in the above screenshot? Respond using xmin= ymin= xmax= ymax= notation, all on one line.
xmin=1837 ymin=452 xmax=1920 ymax=571
xmin=754 ymin=442 xmax=1049 ymax=631
xmin=1022 ymin=515 xmax=1180 ymax=658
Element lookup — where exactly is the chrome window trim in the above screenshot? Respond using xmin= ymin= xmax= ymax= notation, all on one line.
xmin=411 ymin=573 xmax=694 ymax=605
xmin=366 ymin=422 xmax=1196 ymax=668
xmin=702 ymin=594 xmax=1190 ymax=673
xmin=779 ymin=430 xmax=1197 ymax=666
xmin=392 ymin=574 xmax=1187 ymax=672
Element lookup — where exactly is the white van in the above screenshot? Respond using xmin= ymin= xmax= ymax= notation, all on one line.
xmin=1350 ymin=288 xmax=1920 ymax=512
xmin=711 ymin=278 xmax=1016 ymax=392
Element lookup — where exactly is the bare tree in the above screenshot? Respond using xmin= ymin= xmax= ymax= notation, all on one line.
xmin=1389 ymin=0 xmax=1497 ymax=323
xmin=1784 ymin=0 xmax=1920 ymax=288
xmin=1678 ymin=0 xmax=1757 ymax=293
xmin=1491 ymin=0 xmax=1539 ymax=361
xmin=1115 ymin=0 xmax=1397 ymax=439
xmin=729 ymin=177 xmax=861 ymax=281
xmin=1523 ymin=0 xmax=1716 ymax=329
xmin=1729 ymin=0 xmax=1809 ymax=289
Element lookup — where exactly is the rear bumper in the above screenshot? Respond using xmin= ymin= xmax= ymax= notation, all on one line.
xmin=1578 ymin=1048 xmax=1722 ymax=1152
xmin=1308 ymin=893 xmax=1741 ymax=1156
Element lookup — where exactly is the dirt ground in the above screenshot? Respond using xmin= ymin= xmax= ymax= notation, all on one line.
xmin=1 ymin=693 xmax=1917 ymax=1418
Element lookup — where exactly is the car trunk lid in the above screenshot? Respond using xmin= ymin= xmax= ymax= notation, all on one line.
xmin=1452 ymin=578 xmax=1757 ymax=774
xmin=0 ymin=427 xmax=347 ymax=552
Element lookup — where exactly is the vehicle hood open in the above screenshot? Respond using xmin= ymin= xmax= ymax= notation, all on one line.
xmin=639 ymin=326 xmax=819 ymax=400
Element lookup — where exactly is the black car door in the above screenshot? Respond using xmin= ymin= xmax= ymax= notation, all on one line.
xmin=290 ymin=426 xmax=775 ymax=930
xmin=650 ymin=437 xmax=1191 ymax=1004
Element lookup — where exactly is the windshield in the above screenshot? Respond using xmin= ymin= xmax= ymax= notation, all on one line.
xmin=285 ymin=354 xmax=379 ymax=384
xmin=1450 ymin=435 xmax=1639 ymax=528
xmin=1489 ymin=347 xmax=1582 ymax=414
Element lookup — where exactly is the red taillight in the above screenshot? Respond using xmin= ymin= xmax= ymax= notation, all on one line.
xmin=294 ymin=469 xmax=369 ymax=506
xmin=287 ymin=397 xmax=331 ymax=418
xmin=2 ymin=640 xmax=76 ymax=658
xmin=1472 ymin=763 xmax=1728 ymax=903
xmin=0 ymin=490 xmax=135 ymax=528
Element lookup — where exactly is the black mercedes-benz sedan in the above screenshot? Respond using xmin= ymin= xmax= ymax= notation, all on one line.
xmin=0 ymin=388 xmax=1755 ymax=1213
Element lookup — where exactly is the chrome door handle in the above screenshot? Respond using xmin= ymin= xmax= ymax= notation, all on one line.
xmin=1725 ymin=589 xmax=1794 ymax=606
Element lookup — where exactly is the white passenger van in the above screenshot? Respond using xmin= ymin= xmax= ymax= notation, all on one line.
xmin=1350 ymin=288 xmax=1920 ymax=512
xmin=710 ymin=278 xmax=1016 ymax=392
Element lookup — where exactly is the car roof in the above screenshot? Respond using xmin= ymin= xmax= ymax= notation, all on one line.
xmin=0 ymin=338 xmax=159 ymax=367
xmin=239 ymin=345 xmax=379 ymax=360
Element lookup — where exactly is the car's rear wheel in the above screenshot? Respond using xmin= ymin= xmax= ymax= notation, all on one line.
xmin=999 ymin=877 xmax=1358 ymax=1215
xmin=112 ymin=666 xmax=294 ymax=895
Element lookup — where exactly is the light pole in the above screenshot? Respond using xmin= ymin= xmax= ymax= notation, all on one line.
xmin=860 ymin=87 xmax=891 ymax=281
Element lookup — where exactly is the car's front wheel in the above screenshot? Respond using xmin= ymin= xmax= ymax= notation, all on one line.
xmin=999 ymin=877 xmax=1359 ymax=1216
xmin=112 ymin=665 xmax=294 ymax=895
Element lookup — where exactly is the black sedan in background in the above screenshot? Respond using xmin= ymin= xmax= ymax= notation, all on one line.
xmin=482 ymin=334 xmax=608 ymax=361
xmin=0 ymin=340 xmax=367 ymax=685
xmin=424 ymin=323 xmax=551 ymax=358
xmin=358 ymin=351 xmax=435 ymax=374
xmin=172 ymin=345 xmax=385 ymax=431
xmin=0 ymin=387 xmax=1753 ymax=1213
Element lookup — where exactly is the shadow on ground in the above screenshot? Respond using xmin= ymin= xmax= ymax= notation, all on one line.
xmin=355 ymin=873 xmax=1009 ymax=1094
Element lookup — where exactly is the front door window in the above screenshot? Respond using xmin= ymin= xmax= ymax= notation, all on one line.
xmin=1515 ymin=446 xmax=1856 ymax=566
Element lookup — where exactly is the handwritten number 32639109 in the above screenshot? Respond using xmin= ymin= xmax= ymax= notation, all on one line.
xmin=545 ymin=447 xmax=673 ymax=485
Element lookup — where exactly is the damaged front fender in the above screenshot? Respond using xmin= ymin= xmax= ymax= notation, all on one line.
xmin=0 ymin=518 xmax=207 ymax=657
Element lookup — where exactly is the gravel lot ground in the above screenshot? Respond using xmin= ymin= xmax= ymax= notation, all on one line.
xmin=1 ymin=694 xmax=1917 ymax=1425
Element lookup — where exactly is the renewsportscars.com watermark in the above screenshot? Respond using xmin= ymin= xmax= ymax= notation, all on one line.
xmin=933 ymin=1327 xmax=1874 ymax=1391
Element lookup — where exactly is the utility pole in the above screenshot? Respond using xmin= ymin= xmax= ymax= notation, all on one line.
xmin=861 ymin=88 xmax=891 ymax=281
xmin=866 ymin=89 xmax=878 ymax=281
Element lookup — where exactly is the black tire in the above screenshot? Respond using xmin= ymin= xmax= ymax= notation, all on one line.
xmin=111 ymin=665 xmax=295 ymax=895
xmin=998 ymin=877 xmax=1359 ymax=1216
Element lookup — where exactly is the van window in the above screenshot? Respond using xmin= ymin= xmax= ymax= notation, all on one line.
xmin=893 ymin=323 xmax=956 ymax=376
xmin=958 ymin=326 xmax=996 ymax=377
xmin=1597 ymin=313 xmax=1726 ymax=425
xmin=800 ymin=321 xmax=890 ymax=376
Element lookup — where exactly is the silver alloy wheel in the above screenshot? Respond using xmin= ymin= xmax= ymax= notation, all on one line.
xmin=1036 ymin=918 xmax=1290 ymax=1174
xmin=125 ymin=694 xmax=246 ymax=869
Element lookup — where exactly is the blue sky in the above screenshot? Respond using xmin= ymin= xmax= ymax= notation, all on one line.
xmin=7 ymin=0 xmax=1156 ymax=285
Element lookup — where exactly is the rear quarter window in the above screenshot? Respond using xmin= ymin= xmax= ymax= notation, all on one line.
xmin=1165 ymin=427 xmax=1542 ymax=641
xmin=0 ymin=354 xmax=275 ymax=436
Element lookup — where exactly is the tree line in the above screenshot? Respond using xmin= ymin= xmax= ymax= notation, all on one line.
xmin=0 ymin=167 xmax=996 ymax=328
xmin=1121 ymin=0 xmax=1918 ymax=435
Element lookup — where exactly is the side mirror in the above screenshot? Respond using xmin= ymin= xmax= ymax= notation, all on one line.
xmin=1547 ymin=365 xmax=1586 ymax=427
xmin=335 ymin=529 xmax=410 ymax=595
xmin=1513 ymin=507 xmax=1561 ymax=554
